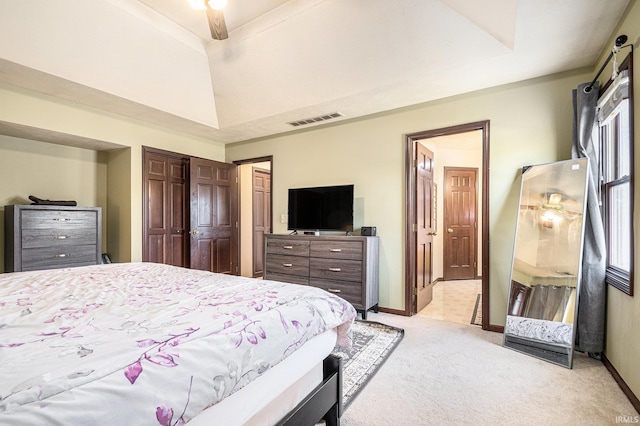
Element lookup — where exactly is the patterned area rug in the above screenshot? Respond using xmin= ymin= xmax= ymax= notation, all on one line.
xmin=471 ymin=293 xmax=482 ymax=326
xmin=331 ymin=320 xmax=404 ymax=409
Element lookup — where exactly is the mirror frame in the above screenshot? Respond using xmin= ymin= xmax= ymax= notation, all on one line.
xmin=503 ymin=158 xmax=590 ymax=368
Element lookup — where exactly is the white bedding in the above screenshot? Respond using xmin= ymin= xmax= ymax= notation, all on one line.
xmin=0 ymin=262 xmax=355 ymax=425
xmin=191 ymin=329 xmax=337 ymax=426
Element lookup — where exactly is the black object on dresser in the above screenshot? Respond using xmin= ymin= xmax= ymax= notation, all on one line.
xmin=4 ymin=204 xmax=102 ymax=272
xmin=264 ymin=234 xmax=379 ymax=319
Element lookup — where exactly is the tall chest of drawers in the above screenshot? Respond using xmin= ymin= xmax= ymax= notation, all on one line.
xmin=264 ymin=234 xmax=379 ymax=319
xmin=4 ymin=205 xmax=102 ymax=272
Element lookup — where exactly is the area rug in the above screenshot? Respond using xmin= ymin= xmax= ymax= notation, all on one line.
xmin=471 ymin=293 xmax=482 ymax=326
xmin=331 ymin=320 xmax=404 ymax=409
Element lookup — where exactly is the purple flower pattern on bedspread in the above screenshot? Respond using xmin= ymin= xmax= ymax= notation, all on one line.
xmin=0 ymin=263 xmax=355 ymax=425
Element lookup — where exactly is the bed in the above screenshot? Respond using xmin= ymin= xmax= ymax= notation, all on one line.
xmin=0 ymin=262 xmax=356 ymax=425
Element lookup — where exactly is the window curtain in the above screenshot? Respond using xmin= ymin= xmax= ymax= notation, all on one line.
xmin=571 ymin=81 xmax=606 ymax=355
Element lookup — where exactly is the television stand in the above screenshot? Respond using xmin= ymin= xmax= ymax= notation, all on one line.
xmin=264 ymin=234 xmax=379 ymax=320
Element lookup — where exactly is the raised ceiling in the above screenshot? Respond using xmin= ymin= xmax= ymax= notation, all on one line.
xmin=0 ymin=0 xmax=631 ymax=144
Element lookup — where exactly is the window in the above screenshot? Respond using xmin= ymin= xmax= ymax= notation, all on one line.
xmin=598 ymin=54 xmax=634 ymax=296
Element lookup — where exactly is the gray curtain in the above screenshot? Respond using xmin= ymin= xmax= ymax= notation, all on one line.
xmin=571 ymin=81 xmax=606 ymax=354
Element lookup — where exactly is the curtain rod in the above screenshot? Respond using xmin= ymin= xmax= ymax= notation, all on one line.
xmin=584 ymin=35 xmax=632 ymax=93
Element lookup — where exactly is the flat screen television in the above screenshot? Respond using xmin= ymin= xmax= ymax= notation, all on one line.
xmin=287 ymin=184 xmax=354 ymax=232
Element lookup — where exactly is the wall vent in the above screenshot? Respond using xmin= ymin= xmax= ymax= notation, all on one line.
xmin=287 ymin=112 xmax=343 ymax=127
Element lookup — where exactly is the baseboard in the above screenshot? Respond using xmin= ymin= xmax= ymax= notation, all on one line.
xmin=432 ymin=276 xmax=483 ymax=283
xmin=602 ymin=354 xmax=640 ymax=414
xmin=487 ymin=324 xmax=504 ymax=333
xmin=378 ymin=307 xmax=410 ymax=316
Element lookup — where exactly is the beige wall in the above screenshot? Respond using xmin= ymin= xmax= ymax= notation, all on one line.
xmin=0 ymin=0 xmax=637 ymax=404
xmin=600 ymin=0 xmax=640 ymax=405
xmin=227 ymin=0 xmax=640 ymax=401
xmin=0 ymin=82 xmax=226 ymax=267
xmin=0 ymin=136 xmax=108 ymax=270
xmin=226 ymin=67 xmax=590 ymax=318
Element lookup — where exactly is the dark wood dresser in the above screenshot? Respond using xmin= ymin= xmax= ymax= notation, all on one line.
xmin=4 ymin=204 xmax=102 ymax=272
xmin=264 ymin=234 xmax=379 ymax=319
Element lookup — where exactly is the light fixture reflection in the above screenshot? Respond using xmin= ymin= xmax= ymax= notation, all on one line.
xmin=188 ymin=0 xmax=227 ymax=10
xmin=188 ymin=0 xmax=207 ymax=10
xmin=208 ymin=0 xmax=228 ymax=10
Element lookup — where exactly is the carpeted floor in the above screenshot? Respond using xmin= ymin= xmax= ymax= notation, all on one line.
xmin=340 ymin=312 xmax=638 ymax=426
xmin=332 ymin=320 xmax=404 ymax=409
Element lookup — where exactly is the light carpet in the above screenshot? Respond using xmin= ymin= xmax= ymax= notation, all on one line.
xmin=332 ymin=320 xmax=404 ymax=409
xmin=341 ymin=312 xmax=638 ymax=426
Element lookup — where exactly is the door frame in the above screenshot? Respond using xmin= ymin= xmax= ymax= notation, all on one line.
xmin=232 ymin=156 xmax=274 ymax=277
xmin=252 ymin=166 xmax=271 ymax=277
xmin=404 ymin=121 xmax=490 ymax=330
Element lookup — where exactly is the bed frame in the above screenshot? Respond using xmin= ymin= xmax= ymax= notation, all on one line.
xmin=277 ymin=355 xmax=343 ymax=426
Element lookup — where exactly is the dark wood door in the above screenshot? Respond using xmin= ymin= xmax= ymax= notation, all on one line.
xmin=416 ymin=143 xmax=435 ymax=312
xmin=143 ymin=148 xmax=188 ymax=267
xmin=443 ymin=167 xmax=477 ymax=280
xmin=252 ymin=168 xmax=271 ymax=278
xmin=189 ymin=158 xmax=238 ymax=274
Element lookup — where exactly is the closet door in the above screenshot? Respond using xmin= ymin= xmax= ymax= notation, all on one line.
xmin=189 ymin=158 xmax=238 ymax=274
xmin=143 ymin=148 xmax=189 ymax=267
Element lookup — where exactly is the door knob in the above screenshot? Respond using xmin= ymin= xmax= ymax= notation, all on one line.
xmin=192 ymin=229 xmax=199 ymax=235
xmin=447 ymin=228 xmax=453 ymax=233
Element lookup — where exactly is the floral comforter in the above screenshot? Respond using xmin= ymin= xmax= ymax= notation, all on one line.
xmin=0 ymin=262 xmax=355 ymax=425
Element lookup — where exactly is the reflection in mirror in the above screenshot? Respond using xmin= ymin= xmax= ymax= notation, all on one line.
xmin=503 ymin=158 xmax=589 ymax=368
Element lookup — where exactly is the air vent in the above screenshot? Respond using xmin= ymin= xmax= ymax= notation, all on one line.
xmin=287 ymin=112 xmax=343 ymax=127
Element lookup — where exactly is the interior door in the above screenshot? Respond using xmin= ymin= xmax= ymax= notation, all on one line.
xmin=252 ymin=167 xmax=271 ymax=278
xmin=143 ymin=148 xmax=189 ymax=267
xmin=189 ymin=158 xmax=238 ymax=274
xmin=443 ymin=167 xmax=477 ymax=280
xmin=416 ymin=143 xmax=435 ymax=312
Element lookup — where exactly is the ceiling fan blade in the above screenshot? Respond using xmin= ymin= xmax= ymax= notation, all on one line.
xmin=206 ymin=7 xmax=228 ymax=40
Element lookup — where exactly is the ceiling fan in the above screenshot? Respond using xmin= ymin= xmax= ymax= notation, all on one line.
xmin=189 ymin=0 xmax=228 ymax=40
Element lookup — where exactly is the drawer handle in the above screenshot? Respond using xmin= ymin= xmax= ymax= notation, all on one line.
xmin=55 ymin=235 xmax=70 ymax=240
xmin=283 ymin=263 xmax=293 ymax=267
xmin=54 ymin=253 xmax=71 ymax=258
xmin=53 ymin=218 xmax=72 ymax=222
xmin=327 ymin=288 xmax=341 ymax=293
xmin=329 ymin=248 xmax=342 ymax=252
xmin=283 ymin=245 xmax=293 ymax=249
xmin=328 ymin=267 xmax=342 ymax=272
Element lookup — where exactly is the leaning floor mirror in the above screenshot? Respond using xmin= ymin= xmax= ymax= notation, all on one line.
xmin=503 ymin=158 xmax=589 ymax=368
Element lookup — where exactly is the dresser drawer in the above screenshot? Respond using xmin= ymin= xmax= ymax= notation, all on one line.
xmin=265 ymin=254 xmax=309 ymax=277
xmin=21 ymin=228 xmax=98 ymax=248
xmin=266 ymin=239 xmax=310 ymax=257
xmin=21 ymin=209 xmax=98 ymax=230
xmin=310 ymin=241 xmax=362 ymax=261
xmin=21 ymin=244 xmax=98 ymax=271
xmin=310 ymin=278 xmax=363 ymax=308
xmin=310 ymin=258 xmax=362 ymax=282
xmin=264 ymin=272 xmax=309 ymax=286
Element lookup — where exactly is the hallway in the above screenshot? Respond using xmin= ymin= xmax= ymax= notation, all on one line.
xmin=418 ymin=280 xmax=481 ymax=326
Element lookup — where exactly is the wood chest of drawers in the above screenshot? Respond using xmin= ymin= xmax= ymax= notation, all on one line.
xmin=264 ymin=234 xmax=379 ymax=319
xmin=4 ymin=205 xmax=102 ymax=272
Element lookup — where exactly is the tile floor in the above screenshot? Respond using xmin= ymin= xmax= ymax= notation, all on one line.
xmin=418 ymin=279 xmax=482 ymax=326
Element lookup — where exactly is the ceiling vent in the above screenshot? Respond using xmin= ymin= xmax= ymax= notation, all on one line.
xmin=287 ymin=112 xmax=343 ymax=127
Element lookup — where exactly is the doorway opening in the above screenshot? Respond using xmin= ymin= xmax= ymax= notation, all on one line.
xmin=233 ymin=156 xmax=273 ymax=278
xmin=404 ymin=121 xmax=490 ymax=330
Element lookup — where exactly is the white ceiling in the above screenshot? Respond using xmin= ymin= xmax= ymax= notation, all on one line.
xmin=0 ymin=0 xmax=631 ymax=145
